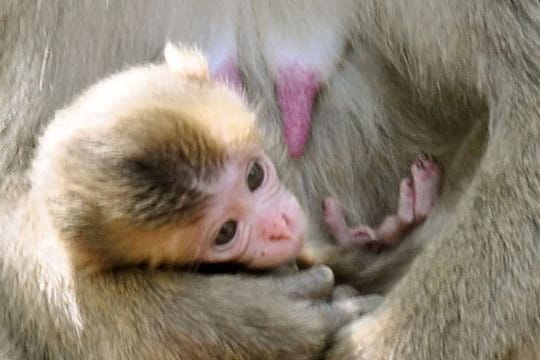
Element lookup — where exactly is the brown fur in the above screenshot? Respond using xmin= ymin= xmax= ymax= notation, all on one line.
xmin=30 ymin=56 xmax=257 ymax=270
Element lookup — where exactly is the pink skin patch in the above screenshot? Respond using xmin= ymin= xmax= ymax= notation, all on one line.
xmin=211 ymin=55 xmax=243 ymax=93
xmin=275 ymin=63 xmax=321 ymax=158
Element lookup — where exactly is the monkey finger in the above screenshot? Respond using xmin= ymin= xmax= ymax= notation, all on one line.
xmin=266 ymin=262 xmax=299 ymax=275
xmin=319 ymin=294 xmax=384 ymax=332
xmin=331 ymin=285 xmax=360 ymax=302
xmin=335 ymin=294 xmax=384 ymax=315
xmin=273 ymin=265 xmax=335 ymax=299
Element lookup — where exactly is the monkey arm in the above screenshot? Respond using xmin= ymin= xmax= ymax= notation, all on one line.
xmin=76 ymin=266 xmax=345 ymax=360
xmin=327 ymin=95 xmax=540 ymax=359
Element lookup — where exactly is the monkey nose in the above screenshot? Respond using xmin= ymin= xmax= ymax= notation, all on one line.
xmin=260 ymin=213 xmax=293 ymax=241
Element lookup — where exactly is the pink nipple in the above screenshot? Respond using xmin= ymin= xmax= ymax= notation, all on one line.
xmin=275 ymin=63 xmax=320 ymax=158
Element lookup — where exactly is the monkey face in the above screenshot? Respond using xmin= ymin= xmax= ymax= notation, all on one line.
xmin=100 ymin=148 xmax=306 ymax=271
xmin=36 ymin=44 xmax=307 ymax=272
xmin=195 ymin=151 xmax=307 ymax=269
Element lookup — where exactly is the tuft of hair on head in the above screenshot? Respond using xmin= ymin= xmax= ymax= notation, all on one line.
xmin=164 ymin=43 xmax=209 ymax=81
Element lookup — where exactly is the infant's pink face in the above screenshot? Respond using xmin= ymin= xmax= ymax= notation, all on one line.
xmin=193 ymin=151 xmax=306 ymax=269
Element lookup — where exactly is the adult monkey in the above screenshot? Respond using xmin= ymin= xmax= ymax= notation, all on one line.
xmin=0 ymin=2 xmax=370 ymax=359
xmin=235 ymin=1 xmax=540 ymax=359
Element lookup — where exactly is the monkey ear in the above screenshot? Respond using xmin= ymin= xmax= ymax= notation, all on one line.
xmin=164 ymin=43 xmax=209 ymax=81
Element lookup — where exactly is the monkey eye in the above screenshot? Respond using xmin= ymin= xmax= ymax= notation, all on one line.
xmin=246 ymin=160 xmax=265 ymax=192
xmin=215 ymin=220 xmax=238 ymax=246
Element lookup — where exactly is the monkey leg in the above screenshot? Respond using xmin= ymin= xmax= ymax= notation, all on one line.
xmin=323 ymin=197 xmax=376 ymax=247
xmin=327 ymin=125 xmax=540 ymax=360
xmin=323 ymin=153 xmax=441 ymax=248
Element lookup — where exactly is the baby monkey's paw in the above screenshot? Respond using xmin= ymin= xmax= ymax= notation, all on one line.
xmin=323 ymin=152 xmax=441 ymax=249
xmin=410 ymin=152 xmax=441 ymax=222
xmin=323 ymin=198 xmax=376 ymax=247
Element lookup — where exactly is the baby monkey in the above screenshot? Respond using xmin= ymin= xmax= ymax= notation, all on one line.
xmin=31 ymin=44 xmax=307 ymax=273
xmin=31 ymin=44 xmax=440 ymax=274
